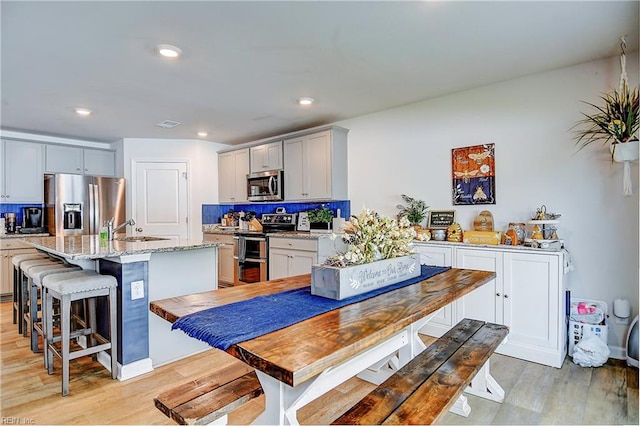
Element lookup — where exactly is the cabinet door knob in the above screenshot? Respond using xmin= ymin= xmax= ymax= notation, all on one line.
xmin=504 ymin=294 xmax=509 ymax=298
xmin=76 ymin=167 xmax=81 ymax=171
xmin=496 ymin=293 xmax=501 ymax=297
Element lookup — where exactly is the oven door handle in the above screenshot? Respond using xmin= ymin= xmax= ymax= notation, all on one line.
xmin=242 ymin=237 xmax=266 ymax=243
xmin=233 ymin=256 xmax=266 ymax=263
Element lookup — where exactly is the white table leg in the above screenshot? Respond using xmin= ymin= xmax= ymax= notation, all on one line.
xmin=252 ymin=330 xmax=410 ymax=425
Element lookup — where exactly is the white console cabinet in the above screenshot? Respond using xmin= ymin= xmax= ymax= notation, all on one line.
xmin=414 ymin=241 xmax=568 ymax=368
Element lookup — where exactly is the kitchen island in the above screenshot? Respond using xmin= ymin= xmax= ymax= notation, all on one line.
xmin=22 ymin=235 xmax=223 ymax=380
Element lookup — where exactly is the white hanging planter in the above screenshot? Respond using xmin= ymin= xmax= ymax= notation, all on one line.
xmin=610 ymin=140 xmax=639 ymax=196
xmin=610 ymin=140 xmax=639 ymax=162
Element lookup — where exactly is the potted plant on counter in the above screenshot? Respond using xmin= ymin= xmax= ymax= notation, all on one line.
xmin=307 ymin=205 xmax=334 ymax=232
xmin=396 ymin=194 xmax=429 ymax=230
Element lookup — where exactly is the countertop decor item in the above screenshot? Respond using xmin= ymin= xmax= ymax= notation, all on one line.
xmin=473 ymin=210 xmax=494 ymax=231
xmin=572 ymin=37 xmax=639 ymax=195
xmin=307 ymin=205 xmax=334 ymax=232
xmin=396 ymin=194 xmax=429 ymax=228
xmin=312 ymin=208 xmax=418 ymax=299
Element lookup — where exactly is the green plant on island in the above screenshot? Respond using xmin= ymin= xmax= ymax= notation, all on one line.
xmin=307 ymin=205 xmax=334 ymax=223
xmin=396 ymin=194 xmax=429 ymax=227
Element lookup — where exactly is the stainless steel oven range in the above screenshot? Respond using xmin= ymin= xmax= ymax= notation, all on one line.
xmin=233 ymin=213 xmax=296 ymax=285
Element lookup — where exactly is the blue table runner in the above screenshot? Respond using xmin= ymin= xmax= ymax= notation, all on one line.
xmin=172 ymin=265 xmax=450 ymax=350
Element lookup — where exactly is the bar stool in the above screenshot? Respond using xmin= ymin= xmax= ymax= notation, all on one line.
xmin=12 ymin=253 xmax=49 ymax=330
xmin=25 ymin=263 xmax=82 ymax=357
xmin=43 ymin=270 xmax=118 ymax=396
xmin=20 ymin=258 xmax=62 ymax=337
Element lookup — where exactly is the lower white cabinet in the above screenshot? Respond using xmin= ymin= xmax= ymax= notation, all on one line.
xmin=414 ymin=242 xmax=567 ymax=368
xmin=268 ymin=235 xmax=346 ymax=280
xmin=0 ymin=239 xmax=37 ymax=296
xmin=203 ymin=233 xmax=235 ymax=287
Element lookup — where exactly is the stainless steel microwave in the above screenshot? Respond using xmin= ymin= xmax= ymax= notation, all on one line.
xmin=246 ymin=170 xmax=283 ymax=202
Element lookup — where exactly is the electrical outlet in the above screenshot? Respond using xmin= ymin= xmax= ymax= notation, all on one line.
xmin=131 ymin=280 xmax=144 ymax=300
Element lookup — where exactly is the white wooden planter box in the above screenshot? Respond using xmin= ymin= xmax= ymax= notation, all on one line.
xmin=311 ymin=254 xmax=420 ymax=300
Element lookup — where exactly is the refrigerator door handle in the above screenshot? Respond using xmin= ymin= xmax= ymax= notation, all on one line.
xmin=89 ymin=183 xmax=99 ymax=234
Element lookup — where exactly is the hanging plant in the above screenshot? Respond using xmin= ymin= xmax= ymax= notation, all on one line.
xmin=572 ymin=38 xmax=639 ymax=157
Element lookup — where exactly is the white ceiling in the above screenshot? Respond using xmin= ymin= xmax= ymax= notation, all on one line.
xmin=1 ymin=1 xmax=638 ymax=145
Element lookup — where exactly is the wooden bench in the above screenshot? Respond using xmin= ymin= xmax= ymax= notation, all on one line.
xmin=332 ymin=318 xmax=508 ymax=425
xmin=154 ymin=362 xmax=264 ymax=425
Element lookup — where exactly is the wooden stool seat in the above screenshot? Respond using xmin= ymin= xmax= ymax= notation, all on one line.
xmin=42 ymin=270 xmax=118 ymax=396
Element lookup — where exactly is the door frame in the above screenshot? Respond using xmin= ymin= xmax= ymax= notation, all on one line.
xmin=130 ymin=158 xmax=191 ymax=240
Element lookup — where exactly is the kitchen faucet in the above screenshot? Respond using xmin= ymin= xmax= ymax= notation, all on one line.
xmin=107 ymin=218 xmax=136 ymax=240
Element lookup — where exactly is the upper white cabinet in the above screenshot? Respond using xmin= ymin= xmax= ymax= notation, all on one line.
xmin=250 ymin=141 xmax=283 ymax=173
xmin=415 ymin=241 xmax=568 ymax=368
xmin=283 ymin=127 xmax=348 ymax=201
xmin=45 ymin=145 xmax=115 ymax=176
xmin=218 ymin=148 xmax=249 ymax=203
xmin=0 ymin=139 xmax=44 ymax=203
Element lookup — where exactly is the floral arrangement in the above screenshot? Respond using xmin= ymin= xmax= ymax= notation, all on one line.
xmin=325 ymin=208 xmax=416 ymax=267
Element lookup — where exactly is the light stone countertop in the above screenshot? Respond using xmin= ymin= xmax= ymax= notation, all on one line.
xmin=21 ymin=235 xmax=222 ymax=260
xmin=1 ymin=233 xmax=49 ymax=239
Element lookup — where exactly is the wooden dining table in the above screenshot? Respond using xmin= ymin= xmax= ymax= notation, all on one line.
xmin=150 ymin=267 xmax=495 ymax=425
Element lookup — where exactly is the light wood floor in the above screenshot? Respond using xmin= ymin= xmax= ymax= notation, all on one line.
xmin=1 ymin=300 xmax=637 ymax=425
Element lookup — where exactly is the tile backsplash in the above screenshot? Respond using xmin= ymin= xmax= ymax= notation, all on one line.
xmin=0 ymin=203 xmax=43 ymax=227
xmin=202 ymin=201 xmax=351 ymax=225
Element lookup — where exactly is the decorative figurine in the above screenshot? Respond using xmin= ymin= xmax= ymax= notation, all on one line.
xmin=532 ymin=224 xmax=543 ymax=240
xmin=446 ymin=222 xmax=463 ymax=242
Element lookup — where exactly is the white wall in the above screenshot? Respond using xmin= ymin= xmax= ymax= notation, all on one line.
xmin=336 ymin=53 xmax=639 ymax=353
xmin=120 ymin=138 xmax=224 ymax=240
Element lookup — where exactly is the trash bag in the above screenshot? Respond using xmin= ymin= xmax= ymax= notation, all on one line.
xmin=572 ymin=336 xmax=610 ymax=367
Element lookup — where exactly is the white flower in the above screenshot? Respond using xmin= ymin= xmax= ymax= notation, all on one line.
xmin=324 ymin=208 xmax=415 ymax=267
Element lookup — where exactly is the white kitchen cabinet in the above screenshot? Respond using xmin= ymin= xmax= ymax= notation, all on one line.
xmin=413 ymin=244 xmax=456 ymax=337
xmin=268 ymin=236 xmax=346 ymax=280
xmin=269 ymin=237 xmax=318 ymax=280
xmin=203 ymin=233 xmax=235 ymax=287
xmin=45 ymin=144 xmax=115 ymax=176
xmin=0 ymin=239 xmax=37 ymax=296
xmin=283 ymin=127 xmax=348 ymax=201
xmin=414 ymin=241 xmax=568 ymax=368
xmin=250 ymin=141 xmax=283 ymax=173
xmin=218 ymin=148 xmax=249 ymax=203
xmin=0 ymin=139 xmax=45 ymax=203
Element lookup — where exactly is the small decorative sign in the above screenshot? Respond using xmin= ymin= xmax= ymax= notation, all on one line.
xmin=452 ymin=143 xmax=496 ymax=205
xmin=427 ymin=210 xmax=456 ymax=229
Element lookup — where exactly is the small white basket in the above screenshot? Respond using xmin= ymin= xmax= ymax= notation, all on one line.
xmin=568 ymin=298 xmax=608 ymax=356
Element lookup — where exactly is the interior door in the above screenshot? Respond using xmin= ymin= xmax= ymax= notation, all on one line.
xmin=133 ymin=161 xmax=188 ymax=240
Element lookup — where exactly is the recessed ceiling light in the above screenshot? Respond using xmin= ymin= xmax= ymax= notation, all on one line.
xmin=297 ymin=97 xmax=314 ymax=106
xmin=75 ymin=107 xmax=92 ymax=116
xmin=157 ymin=44 xmax=182 ymax=58
xmin=197 ymin=131 xmax=208 ymax=137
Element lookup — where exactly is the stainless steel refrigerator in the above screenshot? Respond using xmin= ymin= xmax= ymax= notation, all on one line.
xmin=44 ymin=173 xmax=126 ymax=236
